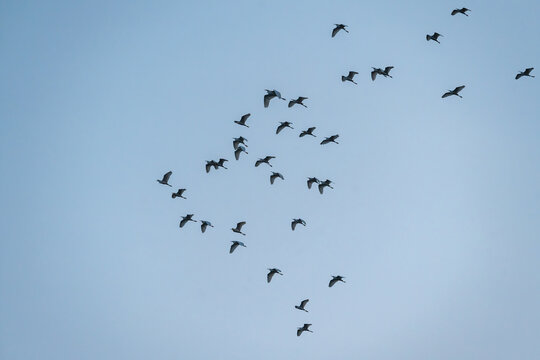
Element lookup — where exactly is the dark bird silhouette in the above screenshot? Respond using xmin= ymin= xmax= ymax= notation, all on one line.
xmin=179 ymin=214 xmax=196 ymax=228
xmin=342 ymin=71 xmax=358 ymax=84
xmin=157 ymin=171 xmax=172 ymax=186
xmin=232 ymin=221 xmax=246 ymax=236
xmin=235 ymin=113 xmax=251 ymax=128
xmin=233 ymin=136 xmax=248 ymax=150
xmin=442 ymin=85 xmax=466 ymax=98
xmin=200 ymin=220 xmax=214 ymax=233
xmin=234 ymin=146 xmax=248 ymax=160
xmin=295 ymin=299 xmax=309 ymax=312
xmin=205 ymin=160 xmax=218 ymax=173
xmin=318 ymin=179 xmax=334 ymax=194
xmin=276 ymin=121 xmax=294 ymax=134
xmin=297 ymin=324 xmax=313 ymax=336
xmin=264 ymin=89 xmax=286 ymax=108
xmin=332 ymin=24 xmax=349 ymax=37
xmin=216 ymin=158 xmax=228 ymax=169
xmin=255 ymin=156 xmax=276 ymax=167
xmin=299 ymin=127 xmax=316 ymax=138
xmin=288 ymin=97 xmax=308 ymax=108
xmin=451 ymin=7 xmax=470 ymax=16
xmin=426 ymin=32 xmax=443 ymax=43
xmin=320 ymin=134 xmax=339 ymax=145
xmin=229 ymin=240 xmax=246 ymax=254
xmin=270 ymin=172 xmax=284 ymax=185
xmin=172 ymin=188 xmax=186 ymax=199
xmin=267 ymin=268 xmax=283 ymax=283
xmin=291 ymin=218 xmax=306 ymax=231
xmin=516 ymin=68 xmax=535 ymax=80
xmin=371 ymin=66 xmax=394 ymax=81
xmin=329 ymin=275 xmax=346 ymax=287
xmin=307 ymin=177 xmax=320 ymax=189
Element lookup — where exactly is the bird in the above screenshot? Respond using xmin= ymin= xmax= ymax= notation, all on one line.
xmin=200 ymin=220 xmax=214 ymax=233
xmin=229 ymin=240 xmax=246 ymax=254
xmin=299 ymin=127 xmax=316 ymax=138
xmin=157 ymin=171 xmax=172 ymax=186
xmin=171 ymin=188 xmax=186 ymax=199
xmin=179 ymin=214 xmax=196 ymax=228
xmin=515 ymin=68 xmax=535 ymax=80
xmin=371 ymin=66 xmax=394 ymax=81
xmin=232 ymin=221 xmax=246 ymax=236
xmin=442 ymin=85 xmax=466 ymax=98
xmin=451 ymin=7 xmax=470 ymax=16
xmin=267 ymin=268 xmax=283 ymax=283
xmin=288 ymin=97 xmax=308 ymax=108
xmin=318 ymin=179 xmax=334 ymax=194
xmin=234 ymin=146 xmax=248 ymax=160
xmin=291 ymin=218 xmax=306 ymax=231
xmin=426 ymin=32 xmax=443 ymax=43
xmin=205 ymin=160 xmax=218 ymax=173
xmin=307 ymin=177 xmax=320 ymax=189
xmin=216 ymin=158 xmax=228 ymax=169
xmin=235 ymin=113 xmax=251 ymax=128
xmin=264 ymin=89 xmax=286 ymax=108
xmin=255 ymin=156 xmax=276 ymax=167
xmin=320 ymin=134 xmax=339 ymax=145
xmin=295 ymin=299 xmax=309 ymax=312
xmin=297 ymin=324 xmax=313 ymax=336
xmin=270 ymin=172 xmax=284 ymax=185
xmin=233 ymin=136 xmax=248 ymax=150
xmin=276 ymin=121 xmax=294 ymax=134
xmin=329 ymin=275 xmax=346 ymax=287
xmin=332 ymin=24 xmax=349 ymax=37
xmin=341 ymin=71 xmax=358 ymax=84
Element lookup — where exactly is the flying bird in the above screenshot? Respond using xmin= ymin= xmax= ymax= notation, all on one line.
xmin=157 ymin=171 xmax=172 ymax=186
xmin=515 ymin=68 xmax=535 ymax=80
xmin=232 ymin=221 xmax=246 ymax=236
xmin=288 ymin=97 xmax=308 ymax=108
xmin=371 ymin=66 xmax=394 ymax=81
xmin=451 ymin=7 xmax=470 ymax=16
xmin=255 ymin=156 xmax=276 ymax=167
xmin=329 ymin=275 xmax=346 ymax=287
xmin=320 ymin=134 xmax=339 ymax=145
xmin=216 ymin=158 xmax=228 ymax=169
xmin=234 ymin=146 xmax=248 ymax=160
xmin=442 ymin=85 xmax=466 ymax=98
xmin=426 ymin=32 xmax=443 ymax=43
xmin=341 ymin=71 xmax=358 ymax=84
xmin=297 ymin=324 xmax=313 ymax=336
xmin=235 ymin=113 xmax=251 ymax=128
xmin=291 ymin=218 xmax=306 ymax=231
xmin=179 ymin=214 xmax=196 ymax=228
xmin=307 ymin=177 xmax=320 ymax=189
xmin=332 ymin=24 xmax=349 ymax=37
xmin=299 ymin=127 xmax=316 ymax=138
xmin=318 ymin=179 xmax=334 ymax=194
xmin=233 ymin=136 xmax=248 ymax=150
xmin=172 ymin=188 xmax=186 ymax=199
xmin=270 ymin=172 xmax=284 ymax=185
xmin=276 ymin=121 xmax=294 ymax=134
xmin=205 ymin=160 xmax=218 ymax=173
xmin=267 ymin=268 xmax=283 ymax=283
xmin=295 ymin=299 xmax=309 ymax=312
xmin=200 ymin=220 xmax=214 ymax=233
xmin=264 ymin=89 xmax=286 ymax=108
xmin=229 ymin=240 xmax=246 ymax=254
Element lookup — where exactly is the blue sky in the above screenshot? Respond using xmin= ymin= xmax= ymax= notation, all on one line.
xmin=1 ymin=1 xmax=539 ymax=359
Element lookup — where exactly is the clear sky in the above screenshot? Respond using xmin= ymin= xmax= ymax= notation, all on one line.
xmin=1 ymin=1 xmax=539 ymax=359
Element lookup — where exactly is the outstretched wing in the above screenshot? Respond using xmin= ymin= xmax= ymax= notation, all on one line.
xmin=180 ymin=218 xmax=188 ymax=228
xmin=236 ymin=221 xmax=246 ymax=231
xmin=230 ymin=242 xmax=239 ymax=254
xmin=264 ymin=94 xmax=272 ymax=108
xmin=291 ymin=221 xmax=297 ymax=231
xmin=270 ymin=174 xmax=276 ymax=184
xmin=201 ymin=222 xmax=207 ymax=233
xmin=451 ymin=9 xmax=459 ymax=15
xmin=300 ymin=299 xmax=309 ymax=308
xmin=288 ymin=100 xmax=295 ymax=108
xmin=525 ymin=67 xmax=534 ymax=75
xmin=267 ymin=271 xmax=275 ymax=283
xmin=329 ymin=278 xmax=337 ymax=287
xmin=442 ymin=91 xmax=451 ymax=98
xmin=384 ymin=66 xmax=394 ymax=74
xmin=454 ymin=85 xmax=465 ymax=93
xmin=348 ymin=71 xmax=358 ymax=78
xmin=318 ymin=184 xmax=325 ymax=194
xmin=234 ymin=148 xmax=241 ymax=160
xmin=240 ymin=113 xmax=250 ymax=122
xmin=331 ymin=27 xmax=339 ymax=38
xmin=162 ymin=171 xmax=172 ymax=183
xmin=276 ymin=124 xmax=285 ymax=134
xmin=371 ymin=70 xmax=377 ymax=81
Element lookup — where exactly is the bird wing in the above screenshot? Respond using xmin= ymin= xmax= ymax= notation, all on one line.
xmin=308 ymin=127 xmax=316 ymax=132
xmin=276 ymin=124 xmax=285 ymax=134
xmin=162 ymin=171 xmax=172 ymax=182
xmin=270 ymin=174 xmax=276 ymax=184
xmin=201 ymin=223 xmax=207 ymax=233
xmin=318 ymin=184 xmax=325 ymax=194
xmin=299 ymin=131 xmax=306 ymax=138
xmin=307 ymin=179 xmax=313 ymax=189
xmin=265 ymin=156 xmax=275 ymax=161
xmin=237 ymin=221 xmax=246 ymax=230
xmin=454 ymin=85 xmax=465 ymax=93
xmin=241 ymin=113 xmax=250 ymax=122
xmin=298 ymin=97 xmax=307 ymax=102
xmin=515 ymin=73 xmax=522 ymax=80
xmin=329 ymin=278 xmax=337 ymax=287
xmin=301 ymin=299 xmax=309 ymax=308
xmin=291 ymin=221 xmax=297 ymax=231
xmin=442 ymin=91 xmax=451 ymax=98
xmin=230 ymin=242 xmax=238 ymax=254
xmin=384 ymin=66 xmax=394 ymax=74
xmin=451 ymin=9 xmax=459 ymax=15
xmin=233 ymin=139 xmax=239 ymax=150
xmin=180 ymin=218 xmax=188 ymax=228
xmin=371 ymin=70 xmax=377 ymax=81
xmin=525 ymin=68 xmax=534 ymax=75
xmin=288 ymin=100 xmax=295 ymax=108
xmin=297 ymin=328 xmax=303 ymax=336
xmin=234 ymin=148 xmax=241 ymax=160
xmin=205 ymin=163 xmax=212 ymax=173
xmin=331 ymin=27 xmax=339 ymax=37
xmin=255 ymin=159 xmax=262 ymax=167
xmin=267 ymin=271 xmax=275 ymax=283
xmin=264 ymin=94 xmax=272 ymax=108
xmin=320 ymin=139 xmax=329 ymax=145
xmin=348 ymin=71 xmax=358 ymax=78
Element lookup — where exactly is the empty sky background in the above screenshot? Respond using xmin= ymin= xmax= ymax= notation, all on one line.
xmin=1 ymin=1 xmax=539 ymax=359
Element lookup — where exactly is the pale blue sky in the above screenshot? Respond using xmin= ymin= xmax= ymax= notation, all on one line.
xmin=1 ymin=1 xmax=539 ymax=359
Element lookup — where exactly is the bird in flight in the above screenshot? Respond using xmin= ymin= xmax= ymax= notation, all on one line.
xmin=229 ymin=240 xmax=246 ymax=254
xmin=426 ymin=32 xmax=443 ymax=43
xmin=270 ymin=172 xmax=284 ymax=185
xmin=200 ymin=220 xmax=214 ymax=233
xmin=291 ymin=218 xmax=306 ymax=231
xmin=235 ymin=113 xmax=251 ymax=128
xmin=255 ymin=156 xmax=276 ymax=167
xmin=172 ymin=188 xmax=186 ymax=199
xmin=205 ymin=160 xmax=218 ymax=173
xmin=233 ymin=136 xmax=248 ymax=150
xmin=216 ymin=158 xmax=228 ymax=169
xmin=276 ymin=121 xmax=294 ymax=134
xmin=307 ymin=177 xmax=320 ymax=189
xmin=297 ymin=324 xmax=313 ymax=336
xmin=442 ymin=85 xmax=466 ymax=98
xmin=232 ymin=221 xmax=246 ymax=236
xmin=157 ymin=171 xmax=172 ymax=186
xmin=320 ymin=134 xmax=339 ymax=145
xmin=329 ymin=275 xmax=346 ymax=287
xmin=318 ymin=179 xmax=334 ymax=194
xmin=264 ymin=89 xmax=286 ymax=108
xmin=288 ymin=97 xmax=308 ymax=108
xmin=332 ymin=24 xmax=349 ymax=38
xmin=515 ymin=68 xmax=535 ymax=80
xmin=451 ymin=7 xmax=470 ymax=16
xmin=295 ymin=299 xmax=309 ymax=312
xmin=299 ymin=127 xmax=316 ymax=138
xmin=180 ymin=214 xmax=196 ymax=228
xmin=234 ymin=146 xmax=248 ymax=160
xmin=341 ymin=71 xmax=358 ymax=84
xmin=371 ymin=66 xmax=394 ymax=81
xmin=267 ymin=268 xmax=283 ymax=283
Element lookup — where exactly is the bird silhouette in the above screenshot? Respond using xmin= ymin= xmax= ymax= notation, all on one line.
xmin=200 ymin=220 xmax=214 ymax=233
xmin=426 ymin=32 xmax=443 ymax=43
xmin=255 ymin=156 xmax=276 ymax=167
xmin=267 ymin=268 xmax=283 ymax=283
xmin=276 ymin=121 xmax=294 ymax=134
xmin=264 ymin=89 xmax=286 ymax=108
xmin=233 ymin=136 xmax=248 ymax=150
xmin=332 ymin=24 xmax=349 ymax=37
xmin=234 ymin=146 xmax=248 ymax=160
xmin=516 ymin=68 xmax=535 ymax=80
xmin=371 ymin=66 xmax=394 ymax=81
xmin=172 ymin=188 xmax=186 ymax=199
xmin=299 ymin=127 xmax=317 ymax=138
xmin=288 ymin=97 xmax=308 ymax=108
xmin=232 ymin=221 xmax=246 ymax=236
xmin=270 ymin=172 xmax=284 ymax=185
xmin=318 ymin=179 xmax=334 ymax=194
xmin=157 ymin=171 xmax=172 ymax=186
xmin=442 ymin=85 xmax=466 ymax=98
xmin=329 ymin=275 xmax=346 ymax=287
xmin=216 ymin=158 xmax=228 ymax=169
xmin=291 ymin=218 xmax=306 ymax=231
xmin=341 ymin=71 xmax=358 ymax=84
xmin=297 ymin=324 xmax=313 ymax=336
xmin=320 ymin=135 xmax=339 ymax=145
xmin=205 ymin=160 xmax=218 ymax=173
xmin=235 ymin=113 xmax=251 ymax=128
xmin=451 ymin=7 xmax=470 ymax=16
xmin=295 ymin=299 xmax=309 ymax=312
xmin=179 ymin=214 xmax=196 ymax=228
xmin=229 ymin=240 xmax=246 ymax=254
xmin=307 ymin=177 xmax=320 ymax=189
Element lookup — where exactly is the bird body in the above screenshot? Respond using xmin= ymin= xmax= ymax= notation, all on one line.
xmin=451 ymin=7 xmax=470 ymax=16
xmin=172 ymin=188 xmax=186 ymax=199
xmin=157 ymin=171 xmax=172 ymax=186
xmin=295 ymin=299 xmax=309 ymax=312
xmin=291 ymin=218 xmax=306 ymax=231
xmin=516 ymin=68 xmax=535 ymax=80
xmin=267 ymin=268 xmax=283 ymax=283
xmin=200 ymin=220 xmax=214 ymax=233
xmin=442 ymin=85 xmax=466 ymax=98
xmin=320 ymin=134 xmax=339 ymax=145
xmin=229 ymin=240 xmax=246 ymax=254
xmin=255 ymin=156 xmax=276 ymax=167
xmin=180 ymin=214 xmax=196 ymax=228
xmin=426 ymin=32 xmax=442 ymax=43
xmin=288 ymin=97 xmax=308 ymax=108
xmin=329 ymin=275 xmax=346 ymax=287
xmin=235 ymin=113 xmax=251 ymax=127
xmin=270 ymin=172 xmax=284 ymax=185
xmin=232 ymin=221 xmax=246 ymax=235
xmin=264 ymin=89 xmax=286 ymax=108
xmin=297 ymin=323 xmax=313 ymax=336
xmin=276 ymin=121 xmax=294 ymax=134
xmin=342 ymin=71 xmax=358 ymax=84
xmin=299 ymin=127 xmax=316 ymax=138
xmin=332 ymin=24 xmax=349 ymax=37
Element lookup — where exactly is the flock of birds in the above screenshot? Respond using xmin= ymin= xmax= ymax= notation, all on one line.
xmin=156 ymin=7 xmax=534 ymax=338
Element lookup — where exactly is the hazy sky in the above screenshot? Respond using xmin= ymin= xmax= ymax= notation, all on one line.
xmin=1 ymin=1 xmax=539 ymax=359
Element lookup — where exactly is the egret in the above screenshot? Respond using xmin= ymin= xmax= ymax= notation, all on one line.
xmin=179 ymin=214 xmax=196 ymax=228
xmin=270 ymin=172 xmax=284 ymax=185
xmin=172 ymin=188 xmax=186 ymax=199
xmin=276 ymin=121 xmax=294 ymax=134
xmin=332 ymin=24 xmax=349 ymax=37
xmin=229 ymin=240 xmax=246 ymax=254
xmin=288 ymin=97 xmax=308 ymax=108
xmin=200 ymin=220 xmax=214 ymax=233
xmin=307 ymin=177 xmax=320 ymax=189
xmin=329 ymin=275 xmax=346 ymax=287
xmin=442 ymin=85 xmax=466 ymax=98
xmin=371 ymin=66 xmax=394 ymax=81
xmin=157 ymin=171 xmax=172 ymax=186
xmin=320 ymin=135 xmax=339 ymax=145
xmin=295 ymin=299 xmax=309 ymax=312
xmin=426 ymin=32 xmax=443 ymax=43
xmin=235 ymin=113 xmax=251 ymax=128
xmin=516 ymin=68 xmax=535 ymax=80
xmin=341 ymin=71 xmax=358 ymax=84
xmin=451 ymin=8 xmax=470 ymax=16
xmin=234 ymin=146 xmax=248 ymax=160
xmin=233 ymin=136 xmax=248 ymax=150
xmin=299 ymin=127 xmax=316 ymax=138
xmin=232 ymin=221 xmax=246 ymax=236
xmin=318 ymin=179 xmax=334 ymax=194
xmin=291 ymin=218 xmax=306 ymax=231
xmin=267 ymin=268 xmax=283 ymax=283
xmin=264 ymin=89 xmax=286 ymax=108
xmin=255 ymin=156 xmax=276 ymax=167
xmin=297 ymin=324 xmax=313 ymax=336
